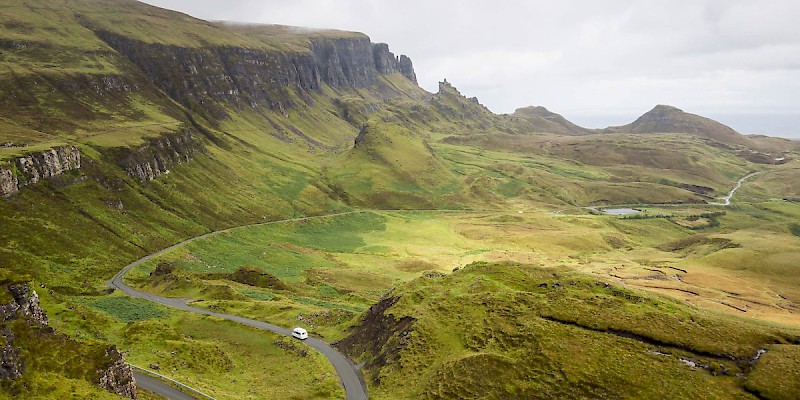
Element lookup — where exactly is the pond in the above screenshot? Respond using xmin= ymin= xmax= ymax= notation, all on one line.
xmin=601 ymin=208 xmax=642 ymax=216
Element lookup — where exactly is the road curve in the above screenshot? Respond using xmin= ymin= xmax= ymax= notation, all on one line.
xmin=110 ymin=209 xmax=501 ymax=400
xmin=706 ymin=171 xmax=762 ymax=206
xmin=585 ymin=171 xmax=764 ymax=212
xmin=111 ymin=211 xmax=372 ymax=400
xmin=134 ymin=372 xmax=199 ymax=400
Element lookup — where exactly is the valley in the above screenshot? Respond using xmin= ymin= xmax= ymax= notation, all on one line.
xmin=0 ymin=0 xmax=799 ymax=399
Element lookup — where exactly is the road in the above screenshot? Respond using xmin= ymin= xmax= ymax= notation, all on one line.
xmin=134 ymin=372 xmax=200 ymax=400
xmin=110 ymin=211 xmax=376 ymax=400
xmin=706 ymin=171 xmax=762 ymax=206
xmin=586 ymin=171 xmax=763 ymax=212
xmin=110 ymin=209 xmax=501 ymax=400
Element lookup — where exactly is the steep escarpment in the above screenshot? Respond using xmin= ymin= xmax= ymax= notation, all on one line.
xmin=372 ymin=43 xmax=417 ymax=84
xmin=335 ymin=296 xmax=414 ymax=384
xmin=0 ymin=146 xmax=81 ymax=197
xmin=94 ymin=29 xmax=418 ymax=120
xmin=115 ymin=130 xmax=202 ymax=182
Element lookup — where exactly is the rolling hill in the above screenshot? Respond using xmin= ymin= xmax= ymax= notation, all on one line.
xmin=0 ymin=0 xmax=799 ymax=399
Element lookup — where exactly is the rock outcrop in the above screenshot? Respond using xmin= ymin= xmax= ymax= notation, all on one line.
xmin=0 ymin=284 xmax=49 ymax=327
xmin=0 ymin=169 xmax=17 ymax=197
xmin=334 ymin=296 xmax=415 ymax=384
xmin=0 ymin=283 xmax=137 ymax=397
xmin=95 ymin=31 xmax=417 ymax=119
xmin=97 ymin=347 xmax=137 ymax=399
xmin=372 ymin=43 xmax=417 ymax=84
xmin=0 ymin=283 xmax=48 ymax=382
xmin=118 ymin=130 xmax=201 ymax=182
xmin=0 ymin=146 xmax=81 ymax=197
xmin=0 ymin=328 xmax=21 ymax=381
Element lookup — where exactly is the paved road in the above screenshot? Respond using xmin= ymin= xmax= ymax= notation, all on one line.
xmin=134 ymin=372 xmax=199 ymax=400
xmin=110 ymin=209 xmax=500 ymax=400
xmin=110 ymin=211 xmax=375 ymax=400
xmin=706 ymin=171 xmax=762 ymax=206
xmin=585 ymin=171 xmax=764 ymax=212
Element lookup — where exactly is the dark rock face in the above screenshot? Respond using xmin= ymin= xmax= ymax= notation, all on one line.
xmin=399 ymin=55 xmax=417 ymax=84
xmin=334 ymin=296 xmax=414 ymax=384
xmin=0 ymin=328 xmax=21 ymax=381
xmin=0 ymin=146 xmax=82 ymax=198
xmin=94 ymin=31 xmax=417 ymax=119
xmin=0 ymin=284 xmax=48 ymax=327
xmin=372 ymin=43 xmax=418 ymax=84
xmin=0 ymin=283 xmax=48 ymax=382
xmin=117 ymin=130 xmax=201 ymax=182
xmin=97 ymin=347 xmax=137 ymax=399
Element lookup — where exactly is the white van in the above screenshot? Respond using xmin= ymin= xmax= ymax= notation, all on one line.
xmin=291 ymin=327 xmax=308 ymax=340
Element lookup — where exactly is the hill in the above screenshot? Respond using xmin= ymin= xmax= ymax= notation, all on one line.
xmin=337 ymin=262 xmax=800 ymax=399
xmin=1 ymin=0 xmax=800 ymax=398
xmin=606 ymin=105 xmax=747 ymax=144
xmin=511 ymin=106 xmax=593 ymax=135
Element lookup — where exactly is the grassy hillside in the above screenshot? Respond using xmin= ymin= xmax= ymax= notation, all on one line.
xmin=1 ymin=0 xmax=799 ymax=398
xmin=337 ymin=261 xmax=800 ymax=399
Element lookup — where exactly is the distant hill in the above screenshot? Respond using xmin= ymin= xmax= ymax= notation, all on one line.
xmin=512 ymin=106 xmax=593 ymax=135
xmin=605 ymin=105 xmax=748 ymax=145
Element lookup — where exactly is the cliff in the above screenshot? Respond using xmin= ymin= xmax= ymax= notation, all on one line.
xmin=0 ymin=146 xmax=81 ymax=197
xmin=372 ymin=43 xmax=418 ymax=84
xmin=94 ymin=30 xmax=418 ymax=120
xmin=98 ymin=347 xmax=137 ymax=399
xmin=117 ymin=130 xmax=202 ymax=182
xmin=0 ymin=283 xmax=48 ymax=381
xmin=0 ymin=283 xmax=137 ymax=398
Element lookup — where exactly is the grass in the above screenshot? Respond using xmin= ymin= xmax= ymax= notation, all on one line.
xmin=337 ymin=261 xmax=800 ymax=399
xmin=0 ymin=0 xmax=798 ymax=398
xmin=124 ymin=200 xmax=800 ymax=349
xmin=88 ymin=296 xmax=171 ymax=323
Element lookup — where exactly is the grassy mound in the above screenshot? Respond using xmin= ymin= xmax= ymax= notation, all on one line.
xmin=337 ymin=262 xmax=800 ymax=399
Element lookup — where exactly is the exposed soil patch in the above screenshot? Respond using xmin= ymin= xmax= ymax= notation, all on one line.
xmin=334 ymin=296 xmax=415 ymax=384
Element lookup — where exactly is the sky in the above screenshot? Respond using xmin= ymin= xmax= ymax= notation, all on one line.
xmin=140 ymin=0 xmax=800 ymax=138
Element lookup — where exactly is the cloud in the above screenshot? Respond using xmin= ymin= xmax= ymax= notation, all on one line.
xmin=140 ymin=0 xmax=800 ymax=136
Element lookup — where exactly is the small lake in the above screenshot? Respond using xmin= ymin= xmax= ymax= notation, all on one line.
xmin=601 ymin=208 xmax=642 ymax=215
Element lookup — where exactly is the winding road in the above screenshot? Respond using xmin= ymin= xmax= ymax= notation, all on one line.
xmin=110 ymin=211 xmax=372 ymax=400
xmin=587 ymin=171 xmax=764 ymax=213
xmin=107 ymin=169 xmax=765 ymax=399
xmin=706 ymin=171 xmax=762 ymax=206
xmin=110 ymin=209 xmax=500 ymax=400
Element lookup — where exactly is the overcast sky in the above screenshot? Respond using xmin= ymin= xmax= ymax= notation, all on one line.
xmin=141 ymin=0 xmax=800 ymax=137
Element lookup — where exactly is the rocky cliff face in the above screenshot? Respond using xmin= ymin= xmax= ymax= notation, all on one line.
xmin=0 ymin=283 xmax=48 ymax=382
xmin=98 ymin=347 xmax=137 ymax=399
xmin=0 ymin=283 xmax=137 ymax=398
xmin=118 ymin=130 xmax=201 ymax=182
xmin=0 ymin=284 xmax=49 ymax=327
xmin=334 ymin=296 xmax=415 ymax=384
xmin=0 ymin=146 xmax=82 ymax=197
xmin=95 ymin=31 xmax=417 ymax=119
xmin=371 ymin=43 xmax=417 ymax=84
